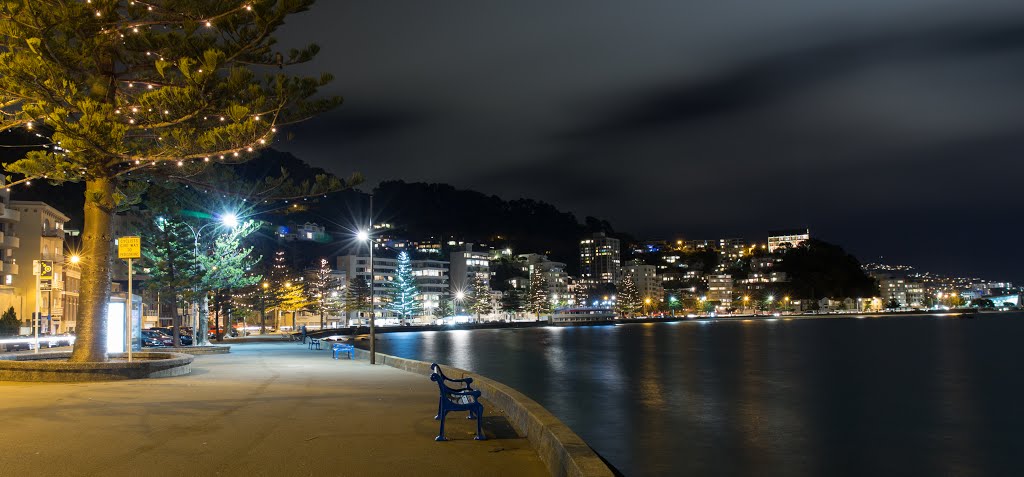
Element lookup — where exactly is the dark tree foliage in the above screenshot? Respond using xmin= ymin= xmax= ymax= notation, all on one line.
xmin=0 ymin=307 xmax=19 ymax=336
xmin=776 ymin=239 xmax=878 ymax=299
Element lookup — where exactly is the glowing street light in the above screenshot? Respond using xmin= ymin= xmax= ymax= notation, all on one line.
xmin=220 ymin=212 xmax=238 ymax=229
xmin=69 ymin=254 xmax=81 ymax=264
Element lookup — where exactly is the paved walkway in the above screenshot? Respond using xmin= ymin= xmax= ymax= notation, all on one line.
xmin=0 ymin=342 xmax=548 ymax=477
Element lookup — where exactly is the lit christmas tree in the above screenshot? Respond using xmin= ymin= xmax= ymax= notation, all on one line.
xmin=469 ymin=273 xmax=492 ymax=319
xmin=527 ymin=273 xmax=551 ymax=317
xmin=307 ymin=258 xmax=341 ymax=330
xmin=0 ymin=1 xmax=344 ymax=362
xmin=617 ymin=274 xmax=642 ymax=317
xmin=387 ymin=252 xmax=420 ymax=325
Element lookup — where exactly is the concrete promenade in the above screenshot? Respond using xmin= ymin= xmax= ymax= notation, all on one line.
xmin=0 ymin=342 xmax=548 ymax=477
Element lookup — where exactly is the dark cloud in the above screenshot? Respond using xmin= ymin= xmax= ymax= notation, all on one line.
xmin=276 ymin=1 xmax=1024 ymax=282
xmin=560 ymin=19 xmax=1024 ymax=139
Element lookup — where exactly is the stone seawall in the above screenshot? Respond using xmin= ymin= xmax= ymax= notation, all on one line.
xmin=352 ymin=348 xmax=614 ymax=477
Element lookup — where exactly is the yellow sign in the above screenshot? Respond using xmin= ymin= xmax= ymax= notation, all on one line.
xmin=119 ymin=236 xmax=141 ymax=259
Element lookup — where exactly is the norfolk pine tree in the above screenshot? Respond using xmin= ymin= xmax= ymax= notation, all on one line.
xmin=1 ymin=1 xmax=343 ymax=362
xmin=197 ymin=219 xmax=261 ymax=343
xmin=617 ymin=274 xmax=642 ymax=317
xmin=527 ymin=273 xmax=551 ymax=317
xmin=307 ymin=258 xmax=340 ymax=330
xmin=468 ymin=273 xmax=491 ymax=320
xmin=342 ymin=276 xmax=370 ymax=326
xmin=386 ymin=251 xmax=420 ymax=326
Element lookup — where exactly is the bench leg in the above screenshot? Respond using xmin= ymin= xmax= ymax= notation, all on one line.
xmin=435 ymin=411 xmax=449 ymax=441
xmin=474 ymin=404 xmax=486 ymax=440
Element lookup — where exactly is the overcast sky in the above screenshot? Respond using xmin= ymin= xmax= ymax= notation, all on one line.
xmin=276 ymin=1 xmax=1024 ymax=282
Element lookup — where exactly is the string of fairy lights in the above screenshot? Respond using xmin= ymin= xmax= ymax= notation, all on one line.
xmin=3 ymin=1 xmax=293 ymax=192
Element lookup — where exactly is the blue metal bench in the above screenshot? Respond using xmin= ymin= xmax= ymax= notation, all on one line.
xmin=430 ymin=372 xmax=485 ymax=441
xmin=431 ymin=363 xmax=474 ymax=420
xmin=331 ymin=343 xmax=354 ymax=359
xmin=308 ymin=338 xmax=321 ymax=350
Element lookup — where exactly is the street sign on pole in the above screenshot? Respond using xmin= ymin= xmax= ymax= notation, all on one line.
xmin=118 ymin=236 xmax=141 ymax=259
xmin=117 ymin=237 xmax=141 ymax=362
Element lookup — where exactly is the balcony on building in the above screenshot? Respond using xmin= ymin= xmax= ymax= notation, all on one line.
xmin=0 ymin=207 xmax=19 ymax=222
xmin=0 ymin=234 xmax=19 ymax=249
xmin=5 ymin=261 xmax=18 ymax=275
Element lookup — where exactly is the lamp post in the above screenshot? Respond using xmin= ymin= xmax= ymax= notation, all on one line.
xmin=260 ymin=281 xmax=269 ymax=334
xmin=176 ymin=212 xmax=238 ymax=346
xmin=357 ymin=196 xmax=375 ymax=364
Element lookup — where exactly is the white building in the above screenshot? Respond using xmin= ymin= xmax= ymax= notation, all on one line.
xmin=8 ymin=201 xmax=70 ymax=334
xmin=768 ymin=228 xmax=810 ymax=253
xmin=518 ymin=253 xmax=572 ymax=305
xmin=622 ymin=259 xmax=663 ymax=304
xmin=449 ymin=244 xmax=490 ymax=295
xmin=337 ymin=254 xmax=449 ymax=322
xmin=580 ymin=232 xmax=621 ymax=286
xmin=706 ymin=274 xmax=734 ymax=306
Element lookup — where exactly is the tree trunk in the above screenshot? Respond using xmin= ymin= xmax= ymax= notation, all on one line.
xmin=320 ymin=311 xmax=324 ymax=331
xmin=197 ymin=294 xmax=209 ymax=346
xmin=214 ymin=293 xmax=221 ymax=342
xmin=70 ymin=178 xmax=116 ymax=363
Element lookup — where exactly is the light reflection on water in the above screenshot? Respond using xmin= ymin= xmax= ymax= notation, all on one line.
xmin=376 ymin=314 xmax=1024 ymax=477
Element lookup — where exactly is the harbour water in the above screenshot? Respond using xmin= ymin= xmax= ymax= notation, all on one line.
xmin=376 ymin=312 xmax=1024 ymax=476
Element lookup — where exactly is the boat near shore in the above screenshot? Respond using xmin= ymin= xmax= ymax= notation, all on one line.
xmin=548 ymin=307 xmax=617 ymax=326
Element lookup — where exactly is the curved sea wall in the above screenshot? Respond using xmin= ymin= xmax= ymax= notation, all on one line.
xmin=352 ymin=348 xmax=614 ymax=477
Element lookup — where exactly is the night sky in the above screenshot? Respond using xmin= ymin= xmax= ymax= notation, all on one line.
xmin=276 ymin=1 xmax=1024 ymax=283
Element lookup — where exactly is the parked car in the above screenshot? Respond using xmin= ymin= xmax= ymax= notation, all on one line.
xmin=141 ymin=330 xmax=173 ymax=347
xmin=150 ymin=327 xmax=193 ymax=346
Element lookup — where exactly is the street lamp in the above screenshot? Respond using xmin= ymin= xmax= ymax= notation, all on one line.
xmin=178 ymin=212 xmax=239 ymax=346
xmin=357 ymin=225 xmax=375 ymax=365
xmin=260 ymin=281 xmax=269 ymax=334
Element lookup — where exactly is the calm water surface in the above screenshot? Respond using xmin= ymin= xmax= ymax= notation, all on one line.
xmin=376 ymin=313 xmax=1024 ymax=476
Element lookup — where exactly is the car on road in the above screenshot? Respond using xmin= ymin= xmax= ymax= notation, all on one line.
xmin=141 ymin=330 xmax=173 ymax=347
xmin=2 ymin=336 xmax=32 ymax=352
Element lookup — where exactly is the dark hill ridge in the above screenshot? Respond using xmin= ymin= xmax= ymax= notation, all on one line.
xmin=0 ymin=142 xmax=620 ymax=272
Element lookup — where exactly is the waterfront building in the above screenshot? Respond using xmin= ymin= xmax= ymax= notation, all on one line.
xmin=622 ymin=259 xmax=663 ymax=304
xmin=518 ymin=253 xmax=571 ymax=305
xmin=706 ymin=274 xmax=734 ymax=306
xmin=8 ymin=201 xmax=70 ymax=334
xmin=579 ymin=232 xmax=621 ymax=287
xmin=338 ymin=254 xmax=395 ymax=322
xmin=878 ymin=276 xmax=908 ymax=307
xmin=450 ymin=244 xmax=490 ymax=295
xmin=337 ymin=254 xmax=450 ymax=323
xmin=768 ymin=228 xmax=810 ymax=253
xmin=412 ymin=258 xmax=450 ymax=316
